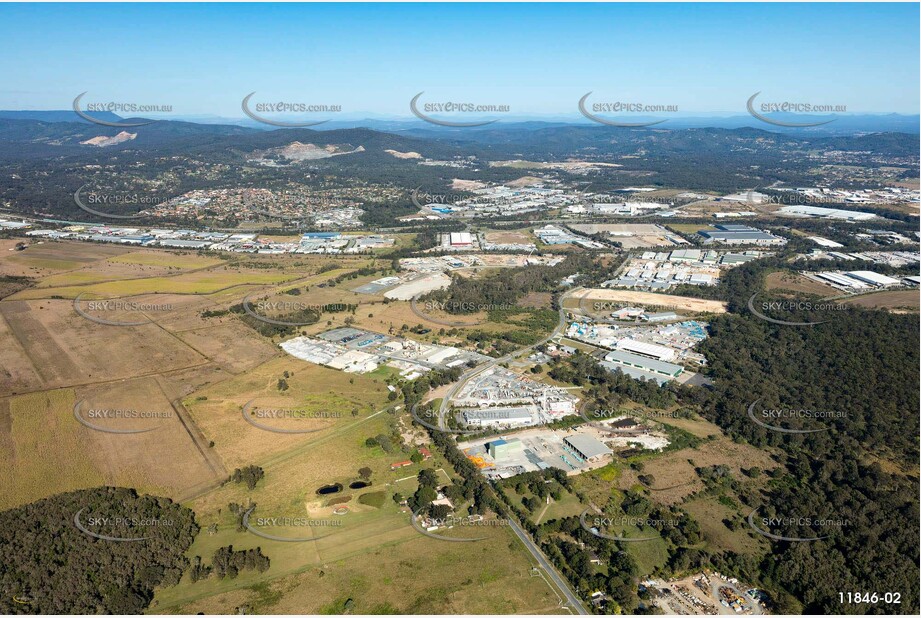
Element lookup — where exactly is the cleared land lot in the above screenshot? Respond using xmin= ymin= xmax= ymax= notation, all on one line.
xmin=0 ymin=379 xmax=220 ymax=511
xmin=482 ymin=229 xmax=535 ymax=244
xmin=569 ymin=288 xmax=728 ymax=313
xmin=183 ymin=358 xmax=392 ymax=470
xmin=765 ymin=271 xmax=839 ymax=296
xmin=636 ymin=437 xmax=778 ymax=506
xmin=155 ymin=397 xmax=566 ymax=615
xmin=842 ymin=289 xmax=920 ymax=312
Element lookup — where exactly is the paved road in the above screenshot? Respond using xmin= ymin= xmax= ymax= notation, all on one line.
xmin=507 ymin=516 xmax=589 ymax=615
xmin=437 ymin=286 xmax=582 ymax=428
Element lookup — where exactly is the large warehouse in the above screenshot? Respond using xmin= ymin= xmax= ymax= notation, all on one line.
xmin=614 ymin=338 xmax=676 ymax=362
xmin=463 ymin=407 xmax=536 ymax=429
xmin=604 ymin=350 xmax=684 ymax=379
xmin=698 ymin=224 xmax=786 ymax=246
xmin=449 ymin=232 xmax=473 ymax=247
xmin=563 ymin=434 xmax=613 ymax=463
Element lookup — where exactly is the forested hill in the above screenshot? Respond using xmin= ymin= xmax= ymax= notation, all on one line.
xmin=0 ymin=487 xmax=198 ymax=614
xmin=693 ymin=262 xmax=920 ymax=613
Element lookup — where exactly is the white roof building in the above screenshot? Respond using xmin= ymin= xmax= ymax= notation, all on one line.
xmin=615 ymin=339 xmax=676 ymax=362
xmin=845 ymin=271 xmax=901 ymax=287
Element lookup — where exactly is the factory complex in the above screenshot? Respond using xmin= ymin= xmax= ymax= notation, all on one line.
xmin=566 ymin=320 xmax=709 ymax=385
xmin=24 ymin=226 xmax=395 ymax=254
xmin=534 ymin=225 xmax=607 ymax=248
xmin=280 ymin=327 xmax=487 ymax=379
xmin=462 ymin=417 xmax=670 ymax=480
xmin=568 ymin=223 xmax=689 ymax=249
xmin=803 ymin=250 xmax=921 ymax=268
xmin=452 ymin=367 xmax=580 ymax=429
xmin=606 ymin=249 xmax=771 ymax=291
xmin=697 ymin=224 xmax=787 ymax=246
xmin=807 ymin=270 xmax=908 ymax=291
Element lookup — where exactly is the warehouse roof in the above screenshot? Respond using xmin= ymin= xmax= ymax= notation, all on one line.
xmin=604 ymin=350 xmax=683 ymax=377
xmin=564 ymin=434 xmax=613 ymax=460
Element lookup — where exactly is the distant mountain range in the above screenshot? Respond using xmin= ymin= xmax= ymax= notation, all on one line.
xmin=1 ymin=110 xmax=918 ymax=135
xmin=0 ymin=114 xmax=917 ymax=163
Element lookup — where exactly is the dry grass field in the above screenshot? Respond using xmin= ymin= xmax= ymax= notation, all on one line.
xmin=568 ymin=288 xmax=728 ymax=314
xmin=765 ymin=271 xmax=839 ymax=296
xmin=183 ymin=358 xmax=392 ymax=470
xmin=637 ymin=437 xmax=779 ymax=506
xmin=843 ymin=289 xmax=920 ymax=312
xmin=0 ymin=378 xmax=221 ymax=511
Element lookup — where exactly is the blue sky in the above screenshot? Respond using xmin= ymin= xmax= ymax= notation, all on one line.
xmin=0 ymin=2 xmax=918 ymax=117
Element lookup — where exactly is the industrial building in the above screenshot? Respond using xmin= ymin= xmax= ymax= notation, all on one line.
xmin=698 ymin=224 xmax=786 ymax=246
xmin=641 ymin=311 xmax=679 ymax=322
xmin=489 ymin=438 xmax=523 ymax=459
xmin=615 ymin=339 xmax=676 ymax=362
xmin=813 ymin=270 xmax=903 ymax=290
xmin=778 ymin=205 xmax=876 ymax=221
xmin=604 ymin=350 xmax=683 ymax=379
xmin=462 ymin=407 xmax=537 ymax=429
xmin=449 ymin=232 xmax=473 ymax=247
xmin=563 ymin=434 xmax=613 ymax=463
xmin=600 ymin=361 xmax=672 ymax=386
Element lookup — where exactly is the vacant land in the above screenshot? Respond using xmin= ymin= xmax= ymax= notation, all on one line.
xmin=0 ymin=379 xmax=220 ymax=511
xmin=183 ymin=358 xmax=392 ymax=470
xmin=843 ymin=289 xmax=920 ymax=312
xmin=683 ymin=496 xmax=766 ymax=555
xmin=637 ymin=437 xmax=778 ymax=506
xmin=482 ymin=229 xmax=534 ymax=244
xmin=569 ymin=288 xmax=728 ymax=313
xmin=765 ymin=271 xmax=839 ymax=296
xmin=0 ymin=241 xmax=131 ymax=278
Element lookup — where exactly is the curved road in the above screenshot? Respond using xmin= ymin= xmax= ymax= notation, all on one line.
xmin=437 ymin=286 xmax=581 ymax=429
